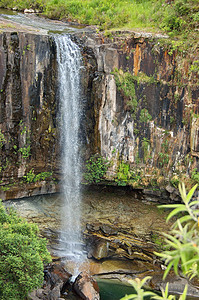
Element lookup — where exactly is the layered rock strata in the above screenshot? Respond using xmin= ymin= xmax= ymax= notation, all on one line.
xmin=0 ymin=23 xmax=198 ymax=199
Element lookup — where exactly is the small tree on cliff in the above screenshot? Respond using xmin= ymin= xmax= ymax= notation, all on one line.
xmin=0 ymin=201 xmax=51 ymax=300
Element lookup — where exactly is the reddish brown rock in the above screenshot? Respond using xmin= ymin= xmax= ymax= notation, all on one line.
xmin=73 ymin=272 xmax=100 ymax=300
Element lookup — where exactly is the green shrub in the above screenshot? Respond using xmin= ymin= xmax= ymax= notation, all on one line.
xmin=170 ymin=176 xmax=180 ymax=188
xmin=115 ymin=161 xmax=131 ymax=186
xmin=23 ymin=168 xmax=35 ymax=183
xmin=155 ymin=0 xmax=199 ymax=36
xmin=23 ymin=169 xmax=53 ymax=183
xmin=142 ymin=137 xmax=150 ymax=163
xmin=19 ymin=145 xmax=31 ymax=159
xmin=121 ymin=183 xmax=198 ymax=300
xmin=156 ymin=183 xmax=199 ymax=279
xmin=0 ymin=129 xmax=6 ymax=149
xmin=113 ymin=69 xmax=138 ymax=118
xmin=83 ymin=154 xmax=108 ymax=184
xmin=191 ymin=168 xmax=199 ymax=184
xmin=140 ymin=108 xmax=152 ymax=123
xmin=0 ymin=201 xmax=51 ymax=300
xmin=190 ymin=60 xmax=199 ymax=75
xmin=158 ymin=152 xmax=169 ymax=167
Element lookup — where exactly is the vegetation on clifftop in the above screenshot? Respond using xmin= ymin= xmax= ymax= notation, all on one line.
xmin=0 ymin=0 xmax=198 ymax=42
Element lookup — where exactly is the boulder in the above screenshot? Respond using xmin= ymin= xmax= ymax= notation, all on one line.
xmin=100 ymin=224 xmax=118 ymax=236
xmin=46 ymin=263 xmax=72 ymax=283
xmin=73 ymin=272 xmax=100 ymax=300
xmin=28 ymin=290 xmax=40 ymax=300
xmin=28 ymin=263 xmax=71 ymax=300
xmin=24 ymin=8 xmax=35 ymax=13
xmin=165 ymin=185 xmax=175 ymax=194
xmin=89 ymin=238 xmax=109 ymax=260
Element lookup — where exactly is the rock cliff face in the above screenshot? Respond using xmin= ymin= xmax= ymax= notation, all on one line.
xmin=0 ymin=31 xmax=59 ymax=199
xmin=81 ymin=31 xmax=199 ymax=189
xmin=0 ymin=28 xmax=198 ymax=199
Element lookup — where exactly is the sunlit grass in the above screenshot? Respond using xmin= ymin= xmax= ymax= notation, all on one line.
xmin=0 ymin=0 xmax=198 ymax=41
xmin=43 ymin=0 xmax=163 ymax=30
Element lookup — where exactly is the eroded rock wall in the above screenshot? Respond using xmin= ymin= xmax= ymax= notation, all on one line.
xmin=0 ymin=29 xmax=198 ymax=199
xmin=0 ymin=32 xmax=59 ymax=198
xmin=83 ymin=32 xmax=199 ymax=188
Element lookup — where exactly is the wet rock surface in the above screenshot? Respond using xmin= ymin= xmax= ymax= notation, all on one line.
xmin=5 ymin=189 xmax=199 ymax=299
xmin=28 ymin=263 xmax=71 ymax=300
xmin=73 ymin=272 xmax=100 ymax=300
xmin=5 ymin=188 xmax=169 ymax=262
xmin=149 ymin=272 xmax=199 ymax=298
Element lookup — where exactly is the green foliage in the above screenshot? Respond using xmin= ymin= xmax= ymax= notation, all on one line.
xmin=156 ymin=183 xmax=199 ymax=279
xmin=0 ymin=201 xmax=51 ymax=300
xmin=0 ymin=0 xmax=198 ymax=45
xmin=115 ymin=162 xmax=142 ymax=187
xmin=120 ymin=276 xmax=155 ymax=300
xmin=18 ymin=121 xmax=31 ymax=159
xmin=170 ymin=116 xmax=175 ymax=125
xmin=130 ymin=168 xmax=142 ymax=185
xmin=161 ymin=183 xmax=199 ymax=225
xmin=158 ymin=152 xmax=169 ymax=167
xmin=0 ymin=0 xmax=45 ymax=10
xmin=0 ymin=129 xmax=6 ymax=149
xmin=155 ymin=0 xmax=199 ymax=36
xmin=142 ymin=137 xmax=150 ymax=151
xmin=19 ymin=145 xmax=31 ymax=159
xmin=151 ymin=232 xmax=165 ymax=250
xmin=19 ymin=120 xmax=27 ymax=136
xmin=22 ymin=44 xmax=31 ymax=55
xmin=153 ymin=283 xmax=187 ymax=300
xmin=168 ymin=40 xmax=184 ymax=56
xmin=170 ymin=176 xmax=180 ymax=188
xmin=121 ymin=183 xmax=199 ymax=300
xmin=34 ymin=171 xmax=53 ymax=182
xmin=140 ymin=109 xmax=152 ymax=123
xmin=23 ymin=169 xmax=53 ymax=183
xmin=191 ymin=168 xmax=199 ymax=184
xmin=142 ymin=137 xmax=150 ymax=163
xmin=2 ymin=158 xmax=10 ymax=170
xmin=44 ymin=0 xmax=130 ymax=30
xmin=83 ymin=155 xmax=108 ymax=184
xmin=134 ymin=72 xmax=156 ymax=85
xmin=23 ymin=169 xmax=35 ymax=183
xmin=0 ymin=186 xmax=10 ymax=191
xmin=189 ymin=60 xmax=199 ymax=75
xmin=115 ymin=161 xmax=131 ymax=186
xmin=26 ymin=44 xmax=31 ymax=50
xmin=162 ymin=139 xmax=169 ymax=152
xmin=113 ymin=69 xmax=138 ymax=118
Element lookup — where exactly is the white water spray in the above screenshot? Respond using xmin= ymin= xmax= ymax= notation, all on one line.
xmin=55 ymin=35 xmax=83 ymax=260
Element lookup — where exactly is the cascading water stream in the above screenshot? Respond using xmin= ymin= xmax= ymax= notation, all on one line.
xmin=55 ymin=35 xmax=83 ymax=261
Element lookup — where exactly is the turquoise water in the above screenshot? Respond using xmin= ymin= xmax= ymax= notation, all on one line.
xmin=98 ymin=279 xmax=137 ymax=300
xmin=97 ymin=279 xmax=199 ymax=300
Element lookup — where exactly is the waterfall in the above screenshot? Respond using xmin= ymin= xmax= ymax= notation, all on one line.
xmin=55 ymin=35 xmax=83 ymax=260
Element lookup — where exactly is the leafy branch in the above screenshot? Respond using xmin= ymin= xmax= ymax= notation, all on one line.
xmin=155 ymin=183 xmax=199 ymax=279
xmin=121 ymin=182 xmax=198 ymax=299
xmin=120 ymin=277 xmax=155 ymax=300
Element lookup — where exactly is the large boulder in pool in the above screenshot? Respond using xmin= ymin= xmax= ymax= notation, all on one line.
xmin=73 ymin=272 xmax=100 ymax=300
